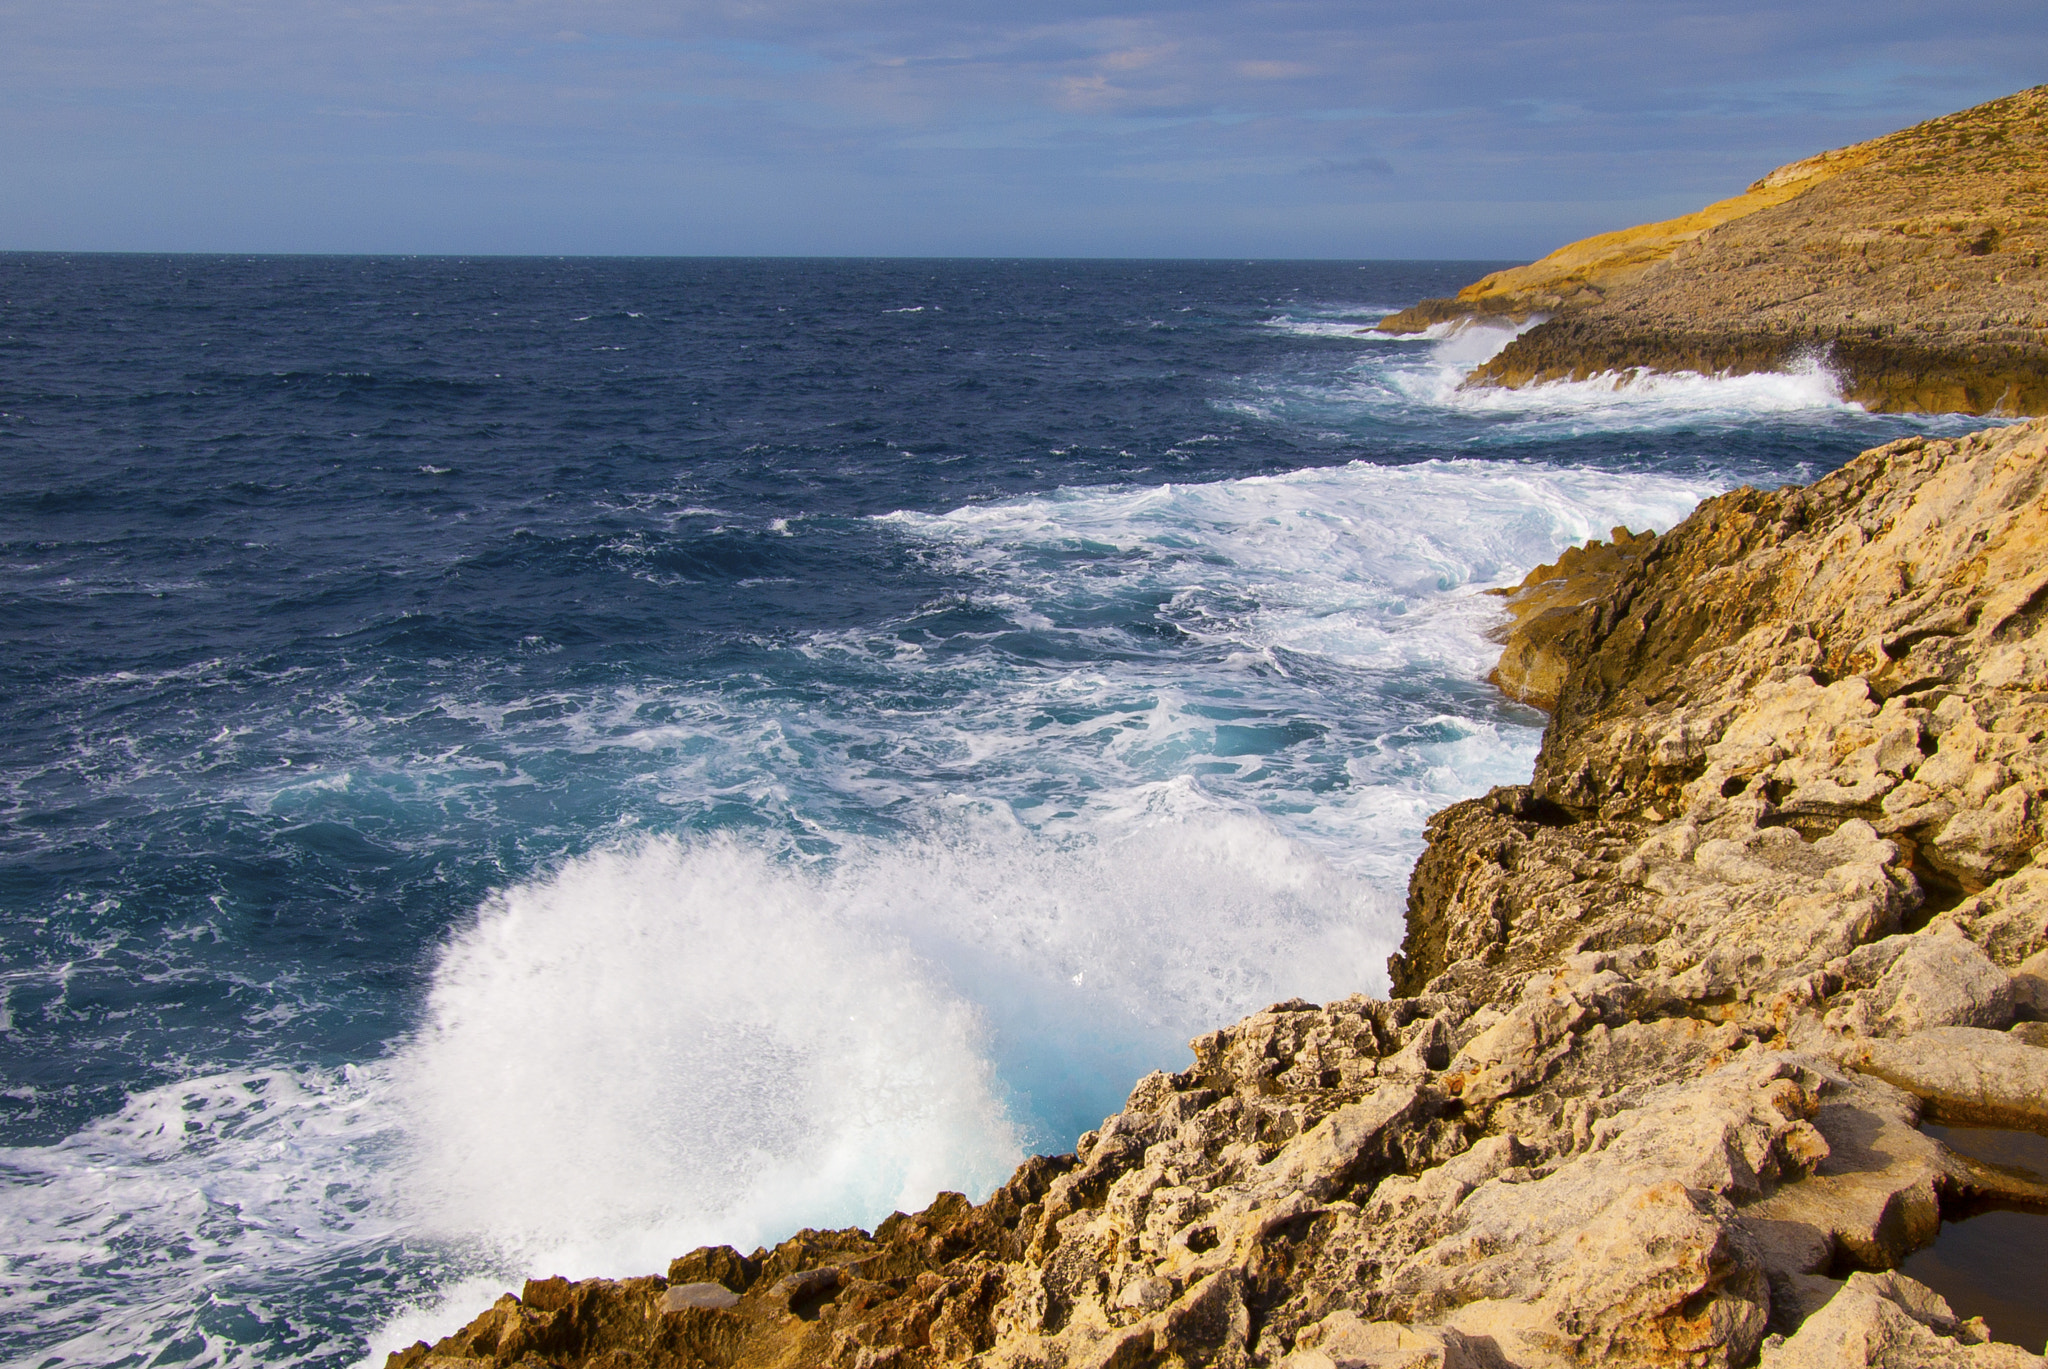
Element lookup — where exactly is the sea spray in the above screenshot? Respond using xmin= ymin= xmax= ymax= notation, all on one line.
xmin=393 ymin=834 xmax=1020 ymax=1279
xmin=391 ymin=804 xmax=1390 ymax=1281
xmin=0 ymin=1064 xmax=423 ymax=1369
xmin=1251 ymin=308 xmax=1878 ymax=450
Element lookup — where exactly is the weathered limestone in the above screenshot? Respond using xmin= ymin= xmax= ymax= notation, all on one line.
xmin=1845 ymin=1029 xmax=2048 ymax=1133
xmin=388 ymin=422 xmax=2048 ymax=1368
xmin=1374 ymin=142 xmax=1883 ymax=335
xmin=1379 ymin=86 xmax=2048 ymax=417
xmin=1756 ymin=1272 xmax=2038 ymax=1369
xmin=1486 ymin=528 xmax=1658 ymax=711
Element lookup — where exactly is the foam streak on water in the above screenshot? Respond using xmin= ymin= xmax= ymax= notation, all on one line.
xmin=0 ymin=257 xmax=2002 ymax=1369
xmin=0 ymin=1065 xmax=414 ymax=1368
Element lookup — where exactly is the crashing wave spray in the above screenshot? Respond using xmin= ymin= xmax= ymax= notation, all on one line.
xmin=390 ymin=803 xmax=1396 ymax=1274
xmin=1252 ymin=309 xmax=1871 ymax=444
xmin=393 ymin=835 xmax=1021 ymax=1280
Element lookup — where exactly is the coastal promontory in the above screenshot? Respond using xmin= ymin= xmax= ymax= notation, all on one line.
xmin=1378 ymin=86 xmax=2048 ymax=416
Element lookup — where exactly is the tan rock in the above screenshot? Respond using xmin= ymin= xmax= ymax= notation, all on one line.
xmin=1486 ymin=528 xmax=1657 ymax=711
xmin=1865 ymin=933 xmax=2015 ymax=1035
xmin=1757 ymin=1272 xmax=2040 ymax=1369
xmin=1845 ymin=1026 xmax=2048 ymax=1131
xmin=1735 ymin=1069 xmax=1948 ymax=1274
xmin=1282 ymin=1312 xmax=1507 ymax=1369
xmin=2010 ymin=949 xmax=2048 ymax=1017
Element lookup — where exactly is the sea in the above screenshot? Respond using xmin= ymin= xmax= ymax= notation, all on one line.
xmin=0 ymin=255 xmax=1996 ymax=1368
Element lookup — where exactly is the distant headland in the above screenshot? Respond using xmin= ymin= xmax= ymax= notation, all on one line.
xmin=1378 ymin=85 xmax=2048 ymax=416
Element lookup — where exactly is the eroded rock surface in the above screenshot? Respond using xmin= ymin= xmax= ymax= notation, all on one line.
xmin=1373 ymin=142 xmax=1881 ymax=335
xmin=1486 ymin=527 xmax=1658 ymax=712
xmin=390 ymin=422 xmax=2048 ymax=1367
xmin=1381 ymin=86 xmax=2048 ymax=416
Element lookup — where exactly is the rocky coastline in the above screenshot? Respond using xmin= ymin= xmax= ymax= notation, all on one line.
xmin=1376 ymin=86 xmax=2048 ymax=417
xmin=387 ymin=416 xmax=2048 ymax=1368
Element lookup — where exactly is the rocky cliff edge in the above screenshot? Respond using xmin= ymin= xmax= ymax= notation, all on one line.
xmin=1377 ymin=87 xmax=2048 ymax=417
xmin=388 ymin=420 xmax=2048 ymax=1368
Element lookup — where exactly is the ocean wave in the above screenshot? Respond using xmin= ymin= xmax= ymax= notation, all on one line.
xmin=369 ymin=807 xmax=1395 ymax=1343
xmin=1417 ymin=356 xmax=1857 ymax=421
xmin=392 ymin=833 xmax=1024 ymax=1277
xmin=886 ymin=454 xmax=1715 ymax=664
xmin=1230 ymin=312 xmax=2008 ymax=456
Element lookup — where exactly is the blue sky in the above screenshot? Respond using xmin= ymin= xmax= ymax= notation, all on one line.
xmin=2 ymin=1 xmax=2044 ymax=257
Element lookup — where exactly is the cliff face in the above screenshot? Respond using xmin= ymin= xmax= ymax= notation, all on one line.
xmin=1374 ymin=145 xmax=1876 ymax=335
xmin=388 ymin=420 xmax=2048 ymax=1368
xmin=1379 ymin=87 xmax=2048 ymax=417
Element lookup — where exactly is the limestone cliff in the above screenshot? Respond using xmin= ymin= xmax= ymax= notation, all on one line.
xmin=1374 ymin=145 xmax=1876 ymax=335
xmin=1379 ymin=87 xmax=2048 ymax=416
xmin=388 ymin=422 xmax=2048 ymax=1368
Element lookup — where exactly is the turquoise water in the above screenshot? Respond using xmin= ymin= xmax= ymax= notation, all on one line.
xmin=0 ymin=254 xmax=1993 ymax=1366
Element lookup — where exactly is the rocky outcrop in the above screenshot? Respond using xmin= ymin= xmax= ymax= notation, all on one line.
xmin=388 ymin=422 xmax=2048 ymax=1367
xmin=1375 ymin=144 xmax=1877 ymax=334
xmin=1379 ymin=87 xmax=2048 ymax=417
xmin=1485 ymin=527 xmax=1658 ymax=712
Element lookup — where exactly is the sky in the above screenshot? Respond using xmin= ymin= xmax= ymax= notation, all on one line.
xmin=2 ymin=1 xmax=2045 ymax=258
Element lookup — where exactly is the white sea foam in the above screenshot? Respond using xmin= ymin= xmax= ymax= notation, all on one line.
xmin=887 ymin=455 xmax=1714 ymax=685
xmin=384 ymin=455 xmax=1720 ymax=869
xmin=1259 ymin=315 xmax=1393 ymax=340
xmin=361 ymin=807 xmax=1396 ymax=1348
xmin=1260 ymin=309 xmax=1536 ymax=354
xmin=1416 ymin=356 xmax=1857 ymax=422
xmin=1245 ymin=311 xmax=1872 ymax=442
xmin=393 ymin=834 xmax=1022 ymax=1276
xmin=0 ymin=1065 xmax=408 ymax=1369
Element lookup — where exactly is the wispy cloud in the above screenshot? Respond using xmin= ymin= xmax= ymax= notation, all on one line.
xmin=1309 ymin=155 xmax=1395 ymax=178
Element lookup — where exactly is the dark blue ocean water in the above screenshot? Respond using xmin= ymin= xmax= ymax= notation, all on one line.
xmin=0 ymin=254 xmax=1989 ymax=1367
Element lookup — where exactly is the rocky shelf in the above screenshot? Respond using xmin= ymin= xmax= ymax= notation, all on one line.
xmin=1376 ymin=86 xmax=2048 ymax=417
xmin=387 ymin=420 xmax=2048 ymax=1367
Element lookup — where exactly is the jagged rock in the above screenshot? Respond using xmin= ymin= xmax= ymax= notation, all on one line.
xmin=1487 ymin=528 xmax=1658 ymax=711
xmin=1381 ymin=86 xmax=2048 ymax=417
xmin=1756 ymin=1272 xmax=2039 ymax=1368
xmin=391 ymin=421 xmax=2048 ymax=1367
